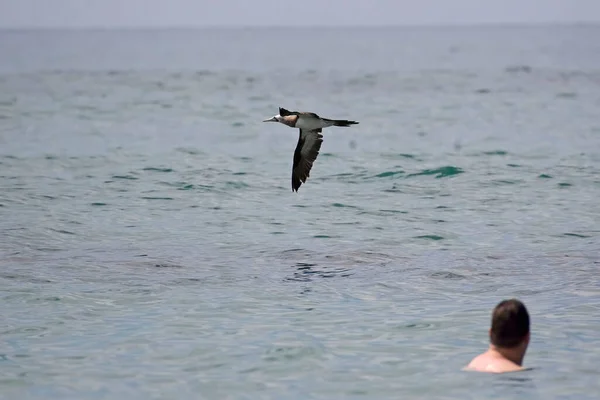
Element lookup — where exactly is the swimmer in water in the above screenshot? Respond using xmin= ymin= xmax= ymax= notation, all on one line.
xmin=464 ymin=298 xmax=531 ymax=373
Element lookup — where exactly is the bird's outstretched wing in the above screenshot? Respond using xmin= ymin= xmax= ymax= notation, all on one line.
xmin=291 ymin=128 xmax=323 ymax=192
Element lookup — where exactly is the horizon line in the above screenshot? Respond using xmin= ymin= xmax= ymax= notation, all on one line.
xmin=0 ymin=20 xmax=599 ymax=31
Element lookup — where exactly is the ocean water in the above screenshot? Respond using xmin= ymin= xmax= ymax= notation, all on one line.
xmin=1 ymin=25 xmax=599 ymax=399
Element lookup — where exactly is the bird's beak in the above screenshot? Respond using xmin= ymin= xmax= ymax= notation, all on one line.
xmin=263 ymin=116 xmax=277 ymax=122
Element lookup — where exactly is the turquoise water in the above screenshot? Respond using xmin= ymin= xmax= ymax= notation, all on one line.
xmin=1 ymin=25 xmax=599 ymax=399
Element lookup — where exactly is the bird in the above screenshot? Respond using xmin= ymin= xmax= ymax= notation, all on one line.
xmin=263 ymin=107 xmax=359 ymax=192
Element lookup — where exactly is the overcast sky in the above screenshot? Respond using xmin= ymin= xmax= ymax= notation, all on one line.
xmin=1 ymin=0 xmax=599 ymax=28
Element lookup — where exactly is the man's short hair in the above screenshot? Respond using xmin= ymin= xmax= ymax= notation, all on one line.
xmin=490 ymin=299 xmax=530 ymax=348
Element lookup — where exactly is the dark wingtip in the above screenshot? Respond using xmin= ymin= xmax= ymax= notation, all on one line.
xmin=292 ymin=177 xmax=301 ymax=192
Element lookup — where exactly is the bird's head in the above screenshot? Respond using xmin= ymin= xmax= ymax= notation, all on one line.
xmin=262 ymin=114 xmax=282 ymax=123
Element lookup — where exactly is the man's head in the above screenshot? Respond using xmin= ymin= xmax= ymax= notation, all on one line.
xmin=489 ymin=299 xmax=530 ymax=349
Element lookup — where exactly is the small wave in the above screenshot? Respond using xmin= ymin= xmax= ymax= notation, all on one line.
xmin=563 ymin=233 xmax=591 ymax=238
xmin=489 ymin=179 xmax=523 ymax=186
xmin=482 ymin=150 xmax=508 ymax=156
xmin=140 ymin=196 xmax=174 ymax=200
xmin=49 ymin=228 xmax=76 ymax=235
xmin=378 ymin=209 xmax=408 ymax=215
xmin=142 ymin=167 xmax=173 ymax=173
xmin=153 ymin=263 xmax=184 ymax=268
xmin=406 ymin=166 xmax=463 ymax=179
xmin=397 ymin=322 xmax=438 ymax=330
xmin=263 ymin=342 xmax=322 ymax=362
xmin=358 ymin=209 xmax=407 ymax=217
xmin=382 ymin=185 xmax=403 ymax=193
xmin=331 ymin=202 xmax=360 ymax=209
xmin=279 ymin=248 xmax=315 ymax=258
xmin=224 ymin=181 xmax=249 ymax=189
xmin=327 ymin=172 xmax=354 ymax=178
xmin=111 ymin=174 xmax=138 ymax=180
xmin=175 ymin=147 xmax=203 ymax=155
xmin=415 ymin=235 xmax=444 ymax=241
xmin=430 ymin=271 xmax=466 ymax=280
xmin=381 ymin=153 xmax=420 ymax=160
xmin=160 ymin=181 xmax=215 ymax=191
xmin=372 ymin=170 xmax=404 ymax=179
xmin=286 ymin=262 xmax=353 ymax=282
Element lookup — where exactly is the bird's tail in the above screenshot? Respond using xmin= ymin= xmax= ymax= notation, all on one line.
xmin=324 ymin=118 xmax=359 ymax=127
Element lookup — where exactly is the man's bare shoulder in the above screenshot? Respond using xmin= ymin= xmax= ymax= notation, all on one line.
xmin=463 ymin=353 xmax=526 ymax=374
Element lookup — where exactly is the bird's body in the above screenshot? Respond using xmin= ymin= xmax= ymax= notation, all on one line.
xmin=263 ymin=107 xmax=359 ymax=192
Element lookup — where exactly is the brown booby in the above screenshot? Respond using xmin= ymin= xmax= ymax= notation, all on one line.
xmin=263 ymin=107 xmax=359 ymax=192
